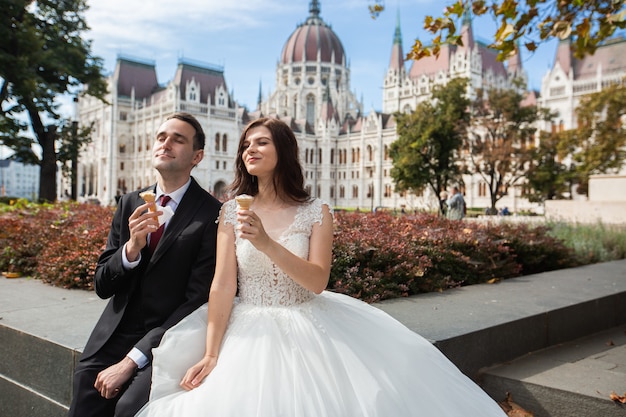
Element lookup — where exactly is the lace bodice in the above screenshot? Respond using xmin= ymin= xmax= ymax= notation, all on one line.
xmin=223 ymin=198 xmax=330 ymax=306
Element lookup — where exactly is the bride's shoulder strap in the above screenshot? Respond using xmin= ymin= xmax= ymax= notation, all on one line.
xmin=305 ymin=198 xmax=333 ymax=227
xmin=220 ymin=199 xmax=238 ymax=226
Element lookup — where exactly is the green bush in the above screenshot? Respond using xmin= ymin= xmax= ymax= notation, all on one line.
xmin=547 ymin=221 xmax=626 ymax=264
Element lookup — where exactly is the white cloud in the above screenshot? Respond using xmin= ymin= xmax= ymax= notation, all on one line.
xmin=85 ymin=0 xmax=295 ymax=52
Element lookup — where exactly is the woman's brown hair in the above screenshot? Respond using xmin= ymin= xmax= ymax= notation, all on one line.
xmin=228 ymin=117 xmax=309 ymax=203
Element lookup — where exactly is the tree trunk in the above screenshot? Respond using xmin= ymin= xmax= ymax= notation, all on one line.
xmin=26 ymin=103 xmax=58 ymax=202
xmin=39 ymin=127 xmax=57 ymax=202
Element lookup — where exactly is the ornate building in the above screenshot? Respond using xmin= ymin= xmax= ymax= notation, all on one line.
xmin=539 ymin=37 xmax=626 ymax=132
xmin=76 ymin=1 xmax=534 ymax=212
xmin=76 ymin=57 xmax=240 ymax=205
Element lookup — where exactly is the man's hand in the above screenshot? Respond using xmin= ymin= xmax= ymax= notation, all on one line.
xmin=126 ymin=203 xmax=162 ymax=261
xmin=94 ymin=356 xmax=138 ymax=399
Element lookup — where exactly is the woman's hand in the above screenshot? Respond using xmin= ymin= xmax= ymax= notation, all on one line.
xmin=180 ymin=355 xmax=218 ymax=391
xmin=236 ymin=209 xmax=271 ymax=252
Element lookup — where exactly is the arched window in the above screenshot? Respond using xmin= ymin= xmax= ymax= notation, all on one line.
xmin=367 ymin=145 xmax=373 ymax=161
xmin=306 ymin=94 xmax=315 ymax=126
xmin=222 ymin=134 xmax=228 ymax=152
xmin=215 ymin=133 xmax=220 ymax=152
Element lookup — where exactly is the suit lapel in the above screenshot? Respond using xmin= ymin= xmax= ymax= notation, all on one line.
xmin=149 ymin=178 xmax=203 ymax=263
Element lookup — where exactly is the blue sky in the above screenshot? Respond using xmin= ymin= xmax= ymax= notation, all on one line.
xmin=81 ymin=0 xmax=558 ymax=114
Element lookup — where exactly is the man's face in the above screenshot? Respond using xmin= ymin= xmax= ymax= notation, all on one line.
xmin=152 ymin=118 xmax=203 ymax=174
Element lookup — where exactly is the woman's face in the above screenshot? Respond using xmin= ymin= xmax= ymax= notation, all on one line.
xmin=242 ymin=126 xmax=278 ymax=178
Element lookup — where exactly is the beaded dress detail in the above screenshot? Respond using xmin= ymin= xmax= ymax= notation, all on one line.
xmin=136 ymin=199 xmax=507 ymax=417
xmin=224 ymin=198 xmax=320 ymax=307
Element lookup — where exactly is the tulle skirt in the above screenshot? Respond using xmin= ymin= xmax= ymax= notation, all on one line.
xmin=135 ymin=291 xmax=506 ymax=417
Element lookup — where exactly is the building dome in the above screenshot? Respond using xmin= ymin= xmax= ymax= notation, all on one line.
xmin=280 ymin=1 xmax=345 ymax=65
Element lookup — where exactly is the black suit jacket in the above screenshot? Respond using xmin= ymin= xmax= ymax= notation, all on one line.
xmin=82 ymin=177 xmax=221 ymax=363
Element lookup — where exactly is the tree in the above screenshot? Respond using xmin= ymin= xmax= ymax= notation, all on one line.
xmin=369 ymin=0 xmax=626 ymax=61
xmin=556 ymin=82 xmax=626 ymax=196
xmin=389 ymin=78 xmax=470 ymax=213
xmin=465 ymin=84 xmax=543 ymax=213
xmin=0 ymin=0 xmax=107 ymax=202
xmin=525 ymin=130 xmax=572 ymax=202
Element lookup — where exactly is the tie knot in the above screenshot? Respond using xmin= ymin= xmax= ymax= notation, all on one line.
xmin=159 ymin=195 xmax=171 ymax=206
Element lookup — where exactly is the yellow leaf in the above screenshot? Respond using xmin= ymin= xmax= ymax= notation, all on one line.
xmin=496 ymin=23 xmax=515 ymax=43
xmin=552 ymin=21 xmax=572 ymax=40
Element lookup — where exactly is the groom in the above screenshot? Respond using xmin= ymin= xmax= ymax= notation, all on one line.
xmin=68 ymin=112 xmax=222 ymax=417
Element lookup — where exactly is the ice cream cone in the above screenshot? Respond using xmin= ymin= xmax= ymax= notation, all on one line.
xmin=140 ymin=191 xmax=158 ymax=221
xmin=235 ymin=194 xmax=254 ymax=210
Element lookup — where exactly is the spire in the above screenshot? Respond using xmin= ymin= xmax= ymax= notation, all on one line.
xmin=393 ymin=10 xmax=402 ymax=45
xmin=309 ymin=0 xmax=320 ymax=18
xmin=306 ymin=0 xmax=323 ymax=24
xmin=257 ymin=79 xmax=262 ymax=110
xmin=321 ymin=83 xmax=338 ymax=123
xmin=507 ymin=41 xmax=523 ymax=77
xmin=462 ymin=2 xmax=472 ymax=26
xmin=459 ymin=3 xmax=475 ymax=50
xmin=554 ymin=37 xmax=572 ymax=74
xmin=388 ymin=10 xmax=405 ymax=72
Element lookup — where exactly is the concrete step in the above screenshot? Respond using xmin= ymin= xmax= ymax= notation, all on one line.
xmin=0 ymin=260 xmax=625 ymax=416
xmin=481 ymin=326 xmax=626 ymax=417
xmin=0 ymin=325 xmax=74 ymax=417
xmin=0 ymin=278 xmax=106 ymax=417
xmin=377 ymin=259 xmax=626 ymax=379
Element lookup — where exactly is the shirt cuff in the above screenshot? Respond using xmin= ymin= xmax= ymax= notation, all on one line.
xmin=127 ymin=347 xmax=149 ymax=369
xmin=122 ymin=242 xmax=141 ymax=269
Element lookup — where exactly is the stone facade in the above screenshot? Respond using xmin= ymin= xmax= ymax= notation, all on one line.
xmin=78 ymin=2 xmax=624 ymax=215
xmin=76 ymin=57 xmax=239 ymax=205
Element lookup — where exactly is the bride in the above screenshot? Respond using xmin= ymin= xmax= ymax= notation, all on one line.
xmin=135 ymin=117 xmax=507 ymax=416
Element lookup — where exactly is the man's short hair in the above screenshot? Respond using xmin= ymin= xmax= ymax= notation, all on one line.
xmin=167 ymin=112 xmax=206 ymax=150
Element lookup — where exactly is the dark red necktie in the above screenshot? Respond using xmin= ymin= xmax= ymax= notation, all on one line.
xmin=148 ymin=195 xmax=171 ymax=254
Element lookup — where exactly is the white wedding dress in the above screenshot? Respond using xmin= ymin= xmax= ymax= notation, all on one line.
xmin=135 ymin=199 xmax=506 ymax=417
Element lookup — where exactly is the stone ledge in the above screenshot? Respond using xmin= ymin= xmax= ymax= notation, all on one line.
xmin=0 ymin=259 xmax=625 ymax=415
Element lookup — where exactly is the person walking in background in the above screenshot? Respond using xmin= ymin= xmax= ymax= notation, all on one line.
xmin=68 ymin=113 xmax=222 ymax=417
xmin=447 ymin=185 xmax=466 ymax=220
xmin=135 ymin=117 xmax=507 ymax=417
xmin=439 ymin=190 xmax=448 ymax=217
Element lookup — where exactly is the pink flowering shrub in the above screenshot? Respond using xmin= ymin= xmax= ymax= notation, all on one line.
xmin=330 ymin=212 xmax=577 ymax=303
xmin=1 ymin=204 xmax=577 ymax=300
xmin=0 ymin=202 xmax=113 ymax=289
